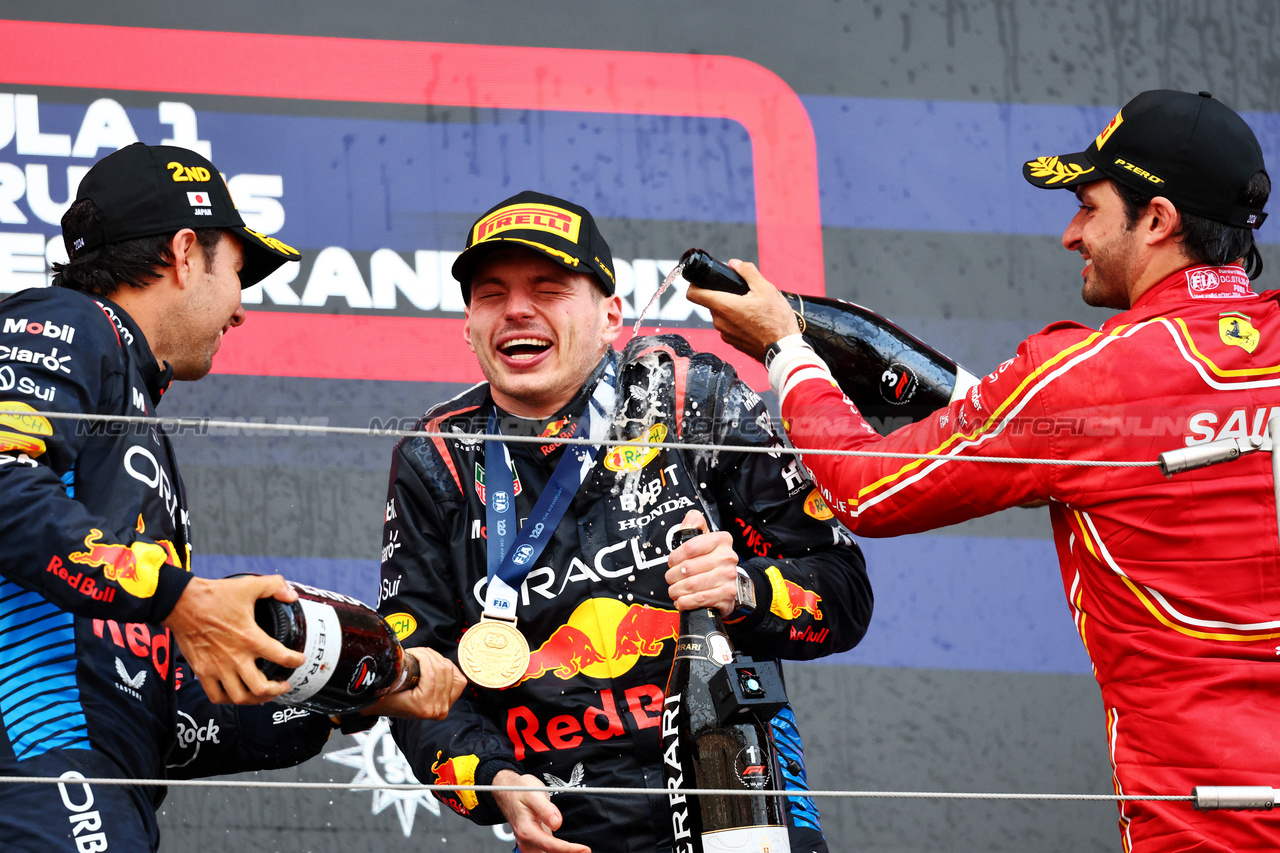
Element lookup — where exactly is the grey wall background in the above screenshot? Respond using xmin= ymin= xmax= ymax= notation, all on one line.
xmin=5 ymin=2 xmax=1279 ymax=850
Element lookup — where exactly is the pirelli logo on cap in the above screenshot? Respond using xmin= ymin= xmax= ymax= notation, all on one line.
xmin=1095 ymin=109 xmax=1124 ymax=150
xmin=473 ymin=204 xmax=582 ymax=245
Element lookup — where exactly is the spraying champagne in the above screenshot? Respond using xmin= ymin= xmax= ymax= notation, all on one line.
xmin=680 ymin=248 xmax=979 ymax=434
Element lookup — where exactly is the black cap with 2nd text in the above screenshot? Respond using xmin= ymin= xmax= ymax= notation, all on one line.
xmin=1023 ymin=90 xmax=1268 ymax=229
xmin=451 ymin=190 xmax=616 ymax=299
xmin=65 ymin=142 xmax=301 ymax=287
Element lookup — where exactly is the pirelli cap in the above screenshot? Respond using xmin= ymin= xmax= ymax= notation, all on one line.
xmin=1023 ymin=90 xmax=1268 ymax=229
xmin=452 ymin=190 xmax=617 ymax=299
xmin=65 ymin=142 xmax=301 ymax=287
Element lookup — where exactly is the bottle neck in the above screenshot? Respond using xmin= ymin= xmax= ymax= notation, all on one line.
xmin=678 ymin=606 xmax=725 ymax=637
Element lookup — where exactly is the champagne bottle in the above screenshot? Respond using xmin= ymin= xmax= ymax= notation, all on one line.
xmin=253 ymin=579 xmax=419 ymax=715
xmin=680 ymin=248 xmax=980 ymax=435
xmin=662 ymin=532 xmax=790 ymax=853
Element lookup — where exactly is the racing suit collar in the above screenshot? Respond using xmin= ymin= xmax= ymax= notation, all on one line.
xmin=95 ymin=294 xmax=173 ymax=405
xmin=1127 ymin=263 xmax=1254 ymax=315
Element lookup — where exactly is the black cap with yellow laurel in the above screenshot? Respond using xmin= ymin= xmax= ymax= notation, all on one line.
xmin=452 ymin=190 xmax=617 ymax=300
xmin=66 ymin=142 xmax=301 ymax=287
xmin=1023 ymin=90 xmax=1268 ymax=229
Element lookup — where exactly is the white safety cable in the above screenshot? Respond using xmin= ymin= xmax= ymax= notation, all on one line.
xmin=0 ymin=775 xmax=1192 ymax=802
xmin=30 ymin=410 xmax=1161 ymax=469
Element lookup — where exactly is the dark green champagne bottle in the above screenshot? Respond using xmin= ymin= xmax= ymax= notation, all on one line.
xmin=661 ymin=531 xmax=790 ymax=853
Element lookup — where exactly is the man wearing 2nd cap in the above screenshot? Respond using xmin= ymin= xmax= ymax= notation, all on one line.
xmin=689 ymin=91 xmax=1280 ymax=850
xmin=0 ymin=143 xmax=463 ymax=851
xmin=378 ymin=190 xmax=873 ymax=853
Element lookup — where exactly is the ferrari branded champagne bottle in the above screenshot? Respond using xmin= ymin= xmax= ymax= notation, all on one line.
xmin=253 ymin=579 xmax=419 ymax=715
xmin=662 ymin=532 xmax=790 ymax=853
xmin=680 ymin=248 xmax=979 ymax=435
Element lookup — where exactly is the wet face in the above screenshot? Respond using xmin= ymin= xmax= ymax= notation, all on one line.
xmin=463 ymin=248 xmax=622 ymax=418
xmin=167 ymin=233 xmax=246 ymax=380
xmin=1061 ymin=180 xmax=1139 ymax=309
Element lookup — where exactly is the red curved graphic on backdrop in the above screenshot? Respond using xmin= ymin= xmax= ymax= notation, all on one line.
xmin=0 ymin=20 xmax=823 ymax=387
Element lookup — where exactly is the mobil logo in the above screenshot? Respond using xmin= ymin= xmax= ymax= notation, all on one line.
xmin=2 ymin=317 xmax=75 ymax=344
xmin=519 ymin=598 xmax=679 ymax=684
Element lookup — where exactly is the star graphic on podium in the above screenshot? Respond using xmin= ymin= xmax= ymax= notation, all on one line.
xmin=323 ymin=718 xmax=440 ymax=837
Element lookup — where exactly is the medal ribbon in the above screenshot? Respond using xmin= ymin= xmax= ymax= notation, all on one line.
xmin=482 ymin=362 xmax=615 ymax=619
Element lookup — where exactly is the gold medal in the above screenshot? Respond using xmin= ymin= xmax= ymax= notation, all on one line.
xmin=458 ymin=618 xmax=530 ymax=689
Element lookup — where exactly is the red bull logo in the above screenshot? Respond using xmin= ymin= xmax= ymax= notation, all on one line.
xmin=69 ymin=529 xmax=168 ymax=599
xmin=431 ymin=750 xmax=480 ymax=814
xmin=540 ymin=416 xmax=573 ymax=438
xmin=472 ymin=203 xmax=582 ymax=244
xmin=613 ymin=603 xmax=680 ymax=657
xmin=520 ymin=598 xmax=679 ymax=684
xmin=540 ymin=417 xmax=578 ymax=455
xmin=765 ymin=566 xmax=824 ymax=621
xmin=523 ymin=625 xmax=606 ymax=681
xmin=507 ymin=683 xmax=665 ymax=761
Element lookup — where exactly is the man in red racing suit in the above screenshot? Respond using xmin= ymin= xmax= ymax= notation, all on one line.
xmin=691 ymin=90 xmax=1280 ymax=851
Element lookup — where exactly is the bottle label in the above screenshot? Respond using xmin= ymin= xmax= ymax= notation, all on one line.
xmin=707 ymin=633 xmax=734 ymax=665
xmin=279 ymin=598 xmax=343 ymax=703
xmin=661 ymin=693 xmax=695 ymax=851
xmin=701 ymin=825 xmax=790 ymax=853
xmin=674 ymin=633 xmax=735 ymax=665
xmin=735 ymin=744 xmax=771 ymax=788
xmin=674 ymin=638 xmax=705 ymax=660
xmin=879 ymin=361 xmax=919 ymax=405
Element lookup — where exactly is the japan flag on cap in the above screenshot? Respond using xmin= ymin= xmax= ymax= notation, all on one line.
xmin=187 ymin=191 xmax=211 ymax=208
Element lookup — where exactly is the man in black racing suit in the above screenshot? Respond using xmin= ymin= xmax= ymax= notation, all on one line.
xmin=379 ymin=191 xmax=873 ymax=853
xmin=0 ymin=143 xmax=461 ymax=851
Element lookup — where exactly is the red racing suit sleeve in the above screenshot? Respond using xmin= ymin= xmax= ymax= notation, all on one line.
xmin=686 ymin=356 xmax=872 ymax=658
xmin=769 ymin=327 xmax=1096 ymax=537
xmin=0 ymin=295 xmax=192 ymax=623
xmin=380 ymin=440 xmax=519 ymax=826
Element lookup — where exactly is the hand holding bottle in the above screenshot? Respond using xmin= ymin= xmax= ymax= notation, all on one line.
xmin=164 ymin=574 xmax=306 ymax=705
xmin=665 ymin=510 xmax=741 ymax=616
xmin=354 ymin=647 xmax=467 ymax=720
xmin=684 ymin=258 xmax=800 ymax=362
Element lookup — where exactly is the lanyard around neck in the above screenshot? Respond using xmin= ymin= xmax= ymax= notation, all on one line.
xmin=481 ymin=362 xmax=616 ymax=619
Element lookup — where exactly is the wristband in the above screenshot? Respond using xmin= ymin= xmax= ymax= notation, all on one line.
xmin=763 ymin=333 xmax=811 ymax=371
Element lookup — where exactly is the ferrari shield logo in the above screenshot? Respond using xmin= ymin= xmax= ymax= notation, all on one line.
xmin=1219 ymin=312 xmax=1260 ymax=353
